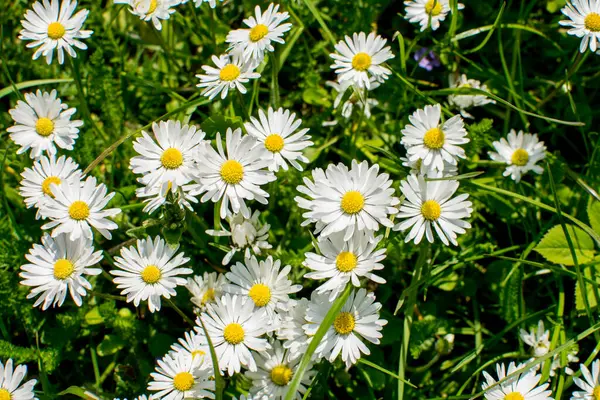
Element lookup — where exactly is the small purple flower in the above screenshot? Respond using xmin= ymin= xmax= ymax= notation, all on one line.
xmin=414 ymin=48 xmax=441 ymax=71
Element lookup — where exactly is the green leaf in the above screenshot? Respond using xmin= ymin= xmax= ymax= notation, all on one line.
xmin=588 ymin=200 xmax=600 ymax=236
xmin=575 ymin=266 xmax=600 ymax=312
xmin=57 ymin=386 xmax=91 ymax=398
xmin=534 ymin=225 xmax=595 ymax=266
xmin=97 ymin=334 xmax=126 ymax=357
xmin=546 ymin=0 xmax=567 ymax=13
xmin=84 ymin=307 xmax=104 ymax=325
xmin=302 ymin=86 xmax=331 ymax=107
xmin=0 ymin=79 xmax=73 ymax=99
xmin=200 ymin=115 xmax=244 ymax=138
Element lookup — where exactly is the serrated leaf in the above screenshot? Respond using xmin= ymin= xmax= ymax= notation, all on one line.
xmin=533 ymin=225 xmax=595 ymax=266
xmin=575 ymin=266 xmax=600 ymax=312
xmin=97 ymin=334 xmax=126 ymax=357
xmin=500 ymin=266 xmax=521 ymax=323
xmin=588 ymin=200 xmax=600 ymax=237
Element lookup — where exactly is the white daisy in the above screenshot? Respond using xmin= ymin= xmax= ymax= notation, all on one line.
xmin=110 ymin=236 xmax=192 ymax=313
xmin=199 ymin=294 xmax=271 ymax=375
xmin=304 ymin=288 xmax=387 ymax=368
xmin=131 ymin=120 xmax=206 ymax=195
xmin=19 ymin=233 xmax=102 ymax=310
xmin=40 ymin=176 xmax=121 ymax=240
xmin=304 ymin=231 xmax=386 ymax=301
xmin=488 ymin=130 xmax=547 ymax=183
xmin=192 ymin=128 xmax=276 ymax=219
xmin=19 ymin=154 xmax=83 ymax=219
xmin=169 ymin=330 xmax=212 ymax=369
xmin=560 ymin=0 xmax=600 ymax=53
xmin=0 ymin=359 xmax=38 ymax=400
xmin=244 ymin=107 xmax=313 ymax=172
xmin=19 ymin=0 xmax=93 ymax=64
xmin=404 ymin=0 xmax=465 ymax=32
xmin=447 ymin=74 xmax=495 ymax=118
xmin=275 ymin=297 xmax=312 ymax=361
xmin=224 ymin=255 xmax=301 ymax=324
xmin=113 ymin=396 xmax=148 ymax=400
xmin=114 ymin=0 xmax=180 ymax=30
xmin=196 ymin=50 xmax=261 ymax=100
xmin=206 ymin=209 xmax=272 ymax=265
xmin=324 ymin=79 xmax=379 ymax=125
xmin=8 ymin=89 xmax=83 ymax=159
xmin=136 ymin=181 xmax=199 ymax=215
xmin=330 ymin=32 xmax=394 ymax=89
xmin=226 ymin=3 xmax=292 ymax=65
xmin=295 ymin=160 xmax=399 ymax=240
xmin=245 ymin=340 xmax=315 ymax=400
xmin=572 ymin=360 xmax=600 ymax=399
xmin=519 ymin=320 xmax=550 ymax=358
xmin=193 ymin=0 xmax=223 ymax=8
xmin=400 ymin=104 xmax=469 ymax=173
xmin=550 ymin=347 xmax=579 ymax=377
xmin=400 ymin=155 xmax=457 ymax=177
xmin=394 ymin=174 xmax=472 ymax=246
xmin=186 ymin=272 xmax=227 ymax=310
xmin=481 ymin=362 xmax=553 ymax=400
xmin=148 ymin=352 xmax=215 ymax=400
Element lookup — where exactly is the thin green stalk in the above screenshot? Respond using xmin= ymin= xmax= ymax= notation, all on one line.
xmin=167 ymin=298 xmax=195 ymax=326
xmin=236 ymin=90 xmax=250 ymax=121
xmin=302 ymin=0 xmax=336 ymax=46
xmin=197 ymin=316 xmax=226 ymax=400
xmin=271 ymin=51 xmax=280 ymax=109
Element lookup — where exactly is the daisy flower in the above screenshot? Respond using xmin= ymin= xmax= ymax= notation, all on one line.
xmin=196 ymin=50 xmax=261 ymax=100
xmin=206 ymin=209 xmax=272 ymax=265
xmin=169 ymin=330 xmax=211 ymax=369
xmin=245 ymin=341 xmax=315 ymax=400
xmin=110 ymin=236 xmax=192 ymax=313
xmin=401 ymin=104 xmax=469 ymax=173
xmin=226 ymin=3 xmax=292 ymax=65
xmin=19 ymin=154 xmax=83 ymax=219
xmin=131 ymin=120 xmax=206 ymax=195
xmin=186 ymin=272 xmax=227 ymax=310
xmin=519 ymin=320 xmax=550 ymax=358
xmin=481 ymin=362 xmax=552 ymax=400
xmin=8 ymin=89 xmax=83 ymax=159
xmin=19 ymin=233 xmax=102 ymax=310
xmin=572 ymin=360 xmax=600 ymax=399
xmin=304 ymin=231 xmax=386 ymax=301
xmin=40 ymin=176 xmax=121 ymax=240
xmin=394 ymin=174 xmax=472 ymax=246
xmin=295 ymin=160 xmax=399 ymax=240
xmin=199 ymin=294 xmax=271 ymax=375
xmin=114 ymin=396 xmax=148 ymax=400
xmin=224 ymin=255 xmax=301 ymax=324
xmin=304 ymin=289 xmax=387 ymax=368
xmin=275 ymin=297 xmax=314 ymax=361
xmin=193 ymin=128 xmax=276 ymax=219
xmin=330 ymin=32 xmax=394 ymax=89
xmin=136 ymin=181 xmax=199 ymax=215
xmin=19 ymin=0 xmax=93 ymax=64
xmin=114 ymin=0 xmax=180 ymax=30
xmin=324 ymin=79 xmax=379 ymax=125
xmin=404 ymin=0 xmax=465 ymax=32
xmin=244 ymin=107 xmax=313 ymax=172
xmin=447 ymin=74 xmax=495 ymax=119
xmin=560 ymin=0 xmax=600 ymax=53
xmin=488 ymin=130 xmax=547 ymax=183
xmin=148 ymin=352 xmax=215 ymax=400
xmin=400 ymin=155 xmax=457 ymax=177
xmin=0 ymin=359 xmax=38 ymax=400
xmin=193 ymin=0 xmax=223 ymax=8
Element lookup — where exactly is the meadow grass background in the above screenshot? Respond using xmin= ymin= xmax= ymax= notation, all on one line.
xmin=2 ymin=0 xmax=600 ymax=398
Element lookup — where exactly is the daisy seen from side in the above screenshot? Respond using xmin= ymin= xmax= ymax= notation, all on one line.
xmin=135 ymin=181 xmax=199 ymax=215
xmin=197 ymin=50 xmax=261 ymax=100
xmin=488 ymin=129 xmax=546 ymax=183
xmin=519 ymin=320 xmax=550 ymax=358
xmin=447 ymin=73 xmax=495 ymax=118
xmin=275 ymin=297 xmax=313 ymax=361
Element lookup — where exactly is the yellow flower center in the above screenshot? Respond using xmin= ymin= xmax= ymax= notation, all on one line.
xmin=223 ymin=323 xmax=245 ymax=345
xmin=336 ymin=251 xmax=358 ymax=273
xmin=351 ymin=52 xmax=372 ymax=72
xmin=47 ymin=22 xmax=66 ymax=40
xmin=333 ymin=312 xmax=355 ymax=335
xmin=35 ymin=117 xmax=55 ymax=136
xmin=141 ymin=265 xmax=162 ymax=284
xmin=425 ymin=0 xmax=443 ymax=16
xmin=147 ymin=0 xmax=158 ymax=13
xmin=593 ymin=386 xmax=600 ymax=400
xmin=504 ymin=393 xmax=524 ymax=400
xmin=423 ymin=127 xmax=445 ymax=149
xmin=41 ymin=176 xmax=61 ymax=197
xmin=191 ymin=349 xmax=206 ymax=358
xmin=421 ymin=200 xmax=441 ymax=221
xmin=248 ymin=283 xmax=271 ymax=307
xmin=220 ymin=160 xmax=244 ymax=184
xmin=68 ymin=201 xmax=90 ymax=221
xmin=511 ymin=148 xmax=529 ymax=166
xmin=585 ymin=12 xmax=600 ymax=32
xmin=202 ymin=288 xmax=216 ymax=304
xmin=219 ymin=64 xmax=241 ymax=82
xmin=160 ymin=147 xmax=183 ymax=169
xmin=249 ymin=24 xmax=269 ymax=42
xmin=264 ymin=134 xmax=285 ymax=153
xmin=0 ymin=389 xmax=11 ymax=400
xmin=53 ymin=259 xmax=75 ymax=280
xmin=340 ymin=191 xmax=365 ymax=215
xmin=173 ymin=371 xmax=195 ymax=392
xmin=270 ymin=364 xmax=293 ymax=386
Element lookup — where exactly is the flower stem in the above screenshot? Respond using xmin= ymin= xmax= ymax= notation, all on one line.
xmin=270 ymin=50 xmax=280 ymax=109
